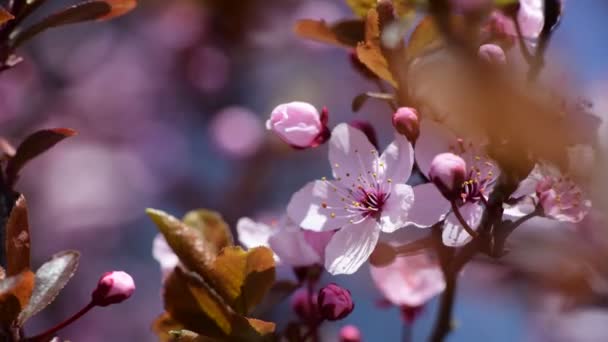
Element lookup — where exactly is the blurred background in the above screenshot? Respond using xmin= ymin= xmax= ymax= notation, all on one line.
xmin=1 ymin=0 xmax=607 ymax=340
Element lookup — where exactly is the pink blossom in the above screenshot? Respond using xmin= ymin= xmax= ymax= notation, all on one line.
xmin=478 ymin=43 xmax=507 ymax=65
xmin=486 ymin=0 xmax=544 ymax=42
xmin=236 ymin=216 xmax=333 ymax=267
xmin=91 ymin=271 xmax=135 ymax=307
xmin=288 ymin=124 xmax=415 ymax=274
xmin=506 ymin=163 xmax=591 ymax=223
xmin=429 ymin=152 xmax=467 ymax=200
xmin=266 ymin=101 xmax=329 ymax=149
xmin=370 ymin=254 xmax=445 ymax=308
xmin=317 ymin=283 xmax=354 ymax=321
xmin=414 ymin=119 xmax=498 ymax=246
xmin=339 ymin=325 xmax=362 ymax=342
xmin=392 ymin=107 xmax=420 ymax=143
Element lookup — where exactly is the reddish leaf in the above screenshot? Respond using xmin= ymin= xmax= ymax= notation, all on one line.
xmin=5 ymin=128 xmax=76 ymax=187
xmin=294 ymin=19 xmax=364 ymax=48
xmin=98 ymin=0 xmax=137 ymax=20
xmin=0 ymin=7 xmax=14 ymax=26
xmin=0 ymin=270 xmax=34 ymax=324
xmin=5 ymin=195 xmax=30 ymax=276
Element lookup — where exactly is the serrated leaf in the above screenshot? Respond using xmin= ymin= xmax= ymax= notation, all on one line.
xmin=147 ymin=209 xmax=215 ymax=277
xmin=356 ymin=42 xmax=397 ymax=87
xmin=98 ymin=0 xmax=137 ymax=20
xmin=210 ymin=246 xmax=275 ymax=315
xmin=406 ymin=16 xmax=443 ymax=63
xmin=0 ymin=270 xmax=34 ymax=323
xmin=294 ymin=19 xmax=364 ymax=48
xmin=352 ymin=92 xmax=395 ymax=112
xmin=17 ymin=251 xmax=79 ymax=325
xmin=5 ymin=195 xmax=30 ymax=276
xmin=182 ymin=209 xmax=233 ymax=254
xmin=5 ymin=128 xmax=77 ymax=187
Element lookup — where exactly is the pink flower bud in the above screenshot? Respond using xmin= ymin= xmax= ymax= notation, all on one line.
xmin=91 ymin=271 xmax=135 ymax=307
xmin=392 ymin=107 xmax=420 ymax=142
xmin=290 ymin=288 xmax=319 ymax=321
xmin=318 ymin=283 xmax=354 ymax=321
xmin=478 ymin=44 xmax=507 ymax=65
xmin=429 ymin=153 xmax=467 ymax=200
xmin=339 ymin=325 xmax=361 ymax=342
xmin=349 ymin=120 xmax=378 ymax=149
xmin=267 ymin=102 xmax=329 ymax=149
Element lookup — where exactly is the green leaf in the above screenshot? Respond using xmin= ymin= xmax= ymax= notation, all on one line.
xmin=146 ymin=209 xmax=215 ymax=277
xmin=0 ymin=270 xmax=34 ymax=324
xmin=5 ymin=195 xmax=30 ymax=277
xmin=5 ymin=128 xmax=77 ymax=187
xmin=182 ymin=209 xmax=233 ymax=254
xmin=17 ymin=250 xmax=80 ymax=325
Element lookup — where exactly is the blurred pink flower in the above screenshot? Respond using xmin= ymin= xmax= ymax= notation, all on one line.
xmin=392 ymin=107 xmax=420 ymax=143
xmin=210 ymin=106 xmax=264 ymax=158
xmin=415 ymin=119 xmax=498 ymax=246
xmin=152 ymin=234 xmax=179 ymax=281
xmin=370 ymin=254 xmax=445 ymax=308
xmin=506 ymin=163 xmax=591 ymax=223
xmin=339 ymin=325 xmax=361 ymax=342
xmin=288 ymin=124 xmax=415 ymax=274
xmin=267 ymin=102 xmax=329 ymax=149
xmin=236 ymin=216 xmax=333 ymax=267
xmin=478 ymin=43 xmax=507 ymax=65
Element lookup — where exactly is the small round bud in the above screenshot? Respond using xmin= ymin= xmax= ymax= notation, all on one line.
xmin=339 ymin=325 xmax=361 ymax=342
xmin=478 ymin=44 xmax=507 ymax=65
xmin=392 ymin=107 xmax=420 ymax=142
xmin=429 ymin=153 xmax=467 ymax=200
xmin=290 ymin=288 xmax=319 ymax=321
xmin=349 ymin=120 xmax=378 ymax=149
xmin=267 ymin=102 xmax=330 ymax=149
xmin=318 ymin=283 xmax=354 ymax=321
xmin=91 ymin=271 xmax=135 ymax=307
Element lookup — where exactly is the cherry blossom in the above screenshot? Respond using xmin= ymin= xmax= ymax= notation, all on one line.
xmin=267 ymin=101 xmax=330 ymax=149
xmin=236 ymin=216 xmax=333 ymax=267
xmin=370 ymin=254 xmax=445 ymax=308
xmin=505 ymin=163 xmax=592 ymax=223
xmin=287 ymin=123 xmax=415 ymax=274
xmin=415 ymin=119 xmax=499 ymax=246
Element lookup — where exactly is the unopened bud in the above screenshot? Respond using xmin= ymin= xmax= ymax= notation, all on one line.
xmin=429 ymin=153 xmax=467 ymax=200
xmin=478 ymin=44 xmax=507 ymax=65
xmin=339 ymin=324 xmax=362 ymax=342
xmin=91 ymin=271 xmax=135 ymax=307
xmin=392 ymin=107 xmax=420 ymax=142
xmin=318 ymin=283 xmax=354 ymax=321
xmin=267 ymin=102 xmax=330 ymax=149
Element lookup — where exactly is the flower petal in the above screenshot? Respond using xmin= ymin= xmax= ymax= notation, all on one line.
xmin=268 ymin=229 xmax=321 ymax=266
xmin=324 ymin=219 xmax=380 ymax=275
xmin=407 ymin=183 xmax=450 ymax=228
xmin=380 ymin=184 xmax=414 ymax=233
xmin=287 ymin=180 xmax=353 ymax=232
xmin=415 ymin=119 xmax=456 ymax=177
xmin=236 ymin=217 xmax=274 ymax=249
xmin=329 ymin=123 xmax=377 ymax=184
xmin=442 ymin=202 xmax=484 ymax=247
xmin=379 ymin=134 xmax=414 ymax=184
xmin=370 ymin=254 xmax=445 ymax=307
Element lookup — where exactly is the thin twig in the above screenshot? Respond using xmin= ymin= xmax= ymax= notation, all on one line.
xmin=450 ymin=201 xmax=479 ymax=238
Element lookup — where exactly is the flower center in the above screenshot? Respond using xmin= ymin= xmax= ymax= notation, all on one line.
xmin=448 ymin=138 xmax=496 ymax=204
xmin=355 ymin=186 xmax=390 ymax=219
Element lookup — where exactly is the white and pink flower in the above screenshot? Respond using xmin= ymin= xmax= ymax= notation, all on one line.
xmin=505 ymin=163 xmax=592 ymax=223
xmin=415 ymin=119 xmax=499 ymax=247
xmin=236 ymin=216 xmax=334 ymax=267
xmin=287 ymin=123 xmax=416 ymax=274
xmin=266 ymin=101 xmax=330 ymax=149
xmin=370 ymin=253 xmax=445 ymax=308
